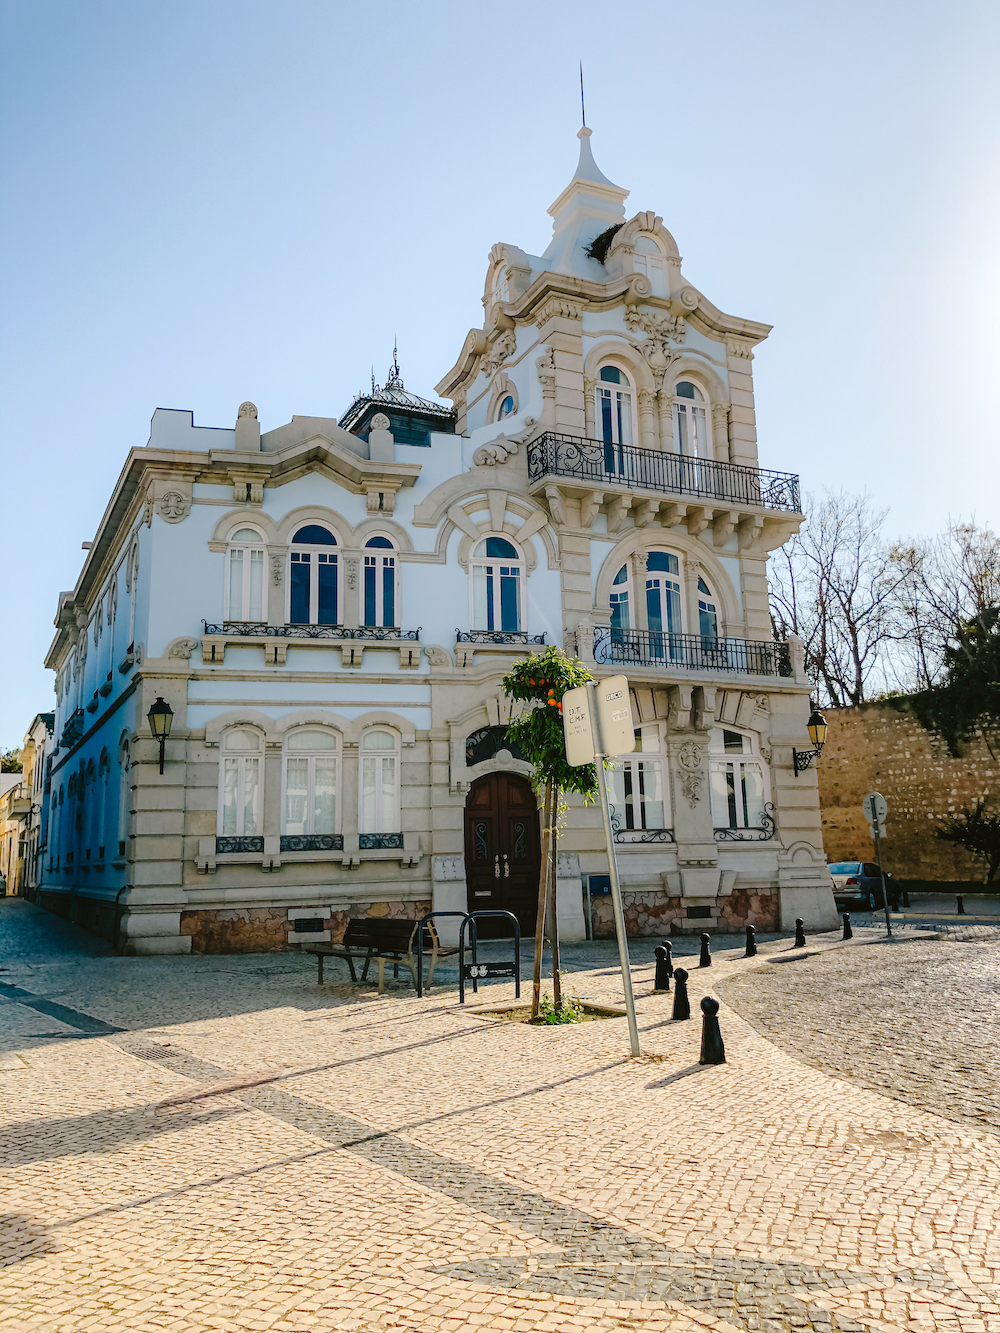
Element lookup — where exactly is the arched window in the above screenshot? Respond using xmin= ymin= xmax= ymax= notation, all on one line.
xmin=117 ymin=741 xmax=130 ymax=858
xmin=596 ymin=366 xmax=634 ymax=467
xmin=472 ymin=537 xmax=522 ymax=633
xmin=98 ymin=749 xmax=109 ymax=861
xmin=698 ymin=577 xmax=718 ymax=643
xmin=709 ymin=728 xmax=768 ymax=831
xmin=610 ymin=563 xmax=632 ymax=637
xmin=363 ymin=536 xmax=396 ymax=628
xmin=633 ymin=235 xmax=668 ymax=297
xmin=674 ymin=381 xmax=709 ymax=457
xmin=84 ymin=758 xmax=96 ymax=860
xmin=289 ymin=524 xmax=338 ymax=626
xmin=218 ymin=727 xmax=262 ymax=836
xmin=359 ymin=729 xmax=400 ymax=834
xmin=283 ymin=728 xmax=339 ymax=836
xmin=608 ymin=723 xmax=670 ymax=839
xmin=491 ymin=268 xmax=509 ymax=305
xmin=226 ymin=527 xmax=266 ymax=622
xmin=645 ymin=552 xmax=682 ymax=645
xmin=497 ymin=394 xmax=515 ymax=420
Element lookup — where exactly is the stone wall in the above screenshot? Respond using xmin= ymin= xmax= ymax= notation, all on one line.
xmin=589 ymin=887 xmax=779 ymax=938
xmin=817 ymin=701 xmax=996 ymax=882
xmin=180 ymin=898 xmax=433 ymax=954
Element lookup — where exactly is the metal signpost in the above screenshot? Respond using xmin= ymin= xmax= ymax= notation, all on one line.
xmin=562 ymin=675 xmax=641 ymax=1057
xmin=862 ymin=791 xmax=892 ymax=937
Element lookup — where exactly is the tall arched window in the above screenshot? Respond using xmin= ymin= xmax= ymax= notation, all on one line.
xmin=632 ymin=235 xmax=668 ymax=297
xmin=226 ymin=527 xmax=266 ymax=622
xmin=472 ymin=537 xmax=522 ymax=633
xmin=674 ymin=381 xmax=709 ymax=457
xmin=289 ymin=524 xmax=338 ymax=625
xmin=610 ymin=562 xmax=632 ymax=638
xmin=218 ymin=728 xmax=262 ymax=836
xmin=698 ymin=577 xmax=718 ymax=643
xmin=83 ymin=758 xmax=95 ymax=860
xmin=596 ymin=365 xmax=634 ymax=472
xmin=283 ymin=728 xmax=339 ymax=837
xmin=98 ymin=750 xmax=109 ymax=860
xmin=645 ymin=552 xmax=682 ymax=645
xmin=709 ymin=728 xmax=768 ymax=831
xmin=359 ymin=729 xmax=400 ymax=835
xmin=363 ymin=536 xmax=396 ymax=628
xmin=117 ymin=741 xmax=130 ymax=858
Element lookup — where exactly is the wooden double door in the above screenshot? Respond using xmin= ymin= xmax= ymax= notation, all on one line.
xmin=464 ymin=773 xmax=541 ymax=937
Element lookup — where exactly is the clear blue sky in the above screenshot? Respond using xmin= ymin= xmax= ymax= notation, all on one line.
xmin=2 ymin=0 xmax=999 ymax=747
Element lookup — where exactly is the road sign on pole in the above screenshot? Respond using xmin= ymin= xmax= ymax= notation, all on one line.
xmin=562 ymin=676 xmax=640 ymax=1057
xmin=861 ymin=792 xmax=891 ymax=936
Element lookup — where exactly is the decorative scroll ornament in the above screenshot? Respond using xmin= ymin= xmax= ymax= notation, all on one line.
xmin=344 ymin=557 xmax=359 ymax=591
xmin=480 ymin=329 xmax=516 ymax=380
xmin=472 ymin=417 xmax=535 ymax=468
xmin=370 ymin=412 xmax=390 ymax=431
xmin=166 ymin=637 xmax=199 ymax=660
xmin=536 ymin=348 xmax=556 ymax=390
xmin=676 ymin=739 xmax=704 ymax=808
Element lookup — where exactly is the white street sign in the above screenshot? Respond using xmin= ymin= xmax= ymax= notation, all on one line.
xmin=562 ymin=675 xmax=636 ymax=767
xmin=868 ymin=823 xmax=886 ymax=842
xmin=562 ymin=687 xmax=595 ymax=767
xmin=862 ymin=792 xmax=888 ymax=825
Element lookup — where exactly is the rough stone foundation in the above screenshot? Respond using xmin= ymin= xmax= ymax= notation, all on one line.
xmin=589 ymin=888 xmax=778 ymax=939
xmin=180 ymin=899 xmax=433 ymax=954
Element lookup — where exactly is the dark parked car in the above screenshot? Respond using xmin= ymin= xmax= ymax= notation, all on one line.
xmin=828 ymin=861 xmax=900 ymax=911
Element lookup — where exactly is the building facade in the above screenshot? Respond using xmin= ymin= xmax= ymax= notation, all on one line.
xmin=0 ymin=712 xmax=53 ymax=897
xmin=37 ymin=129 xmax=837 ymax=955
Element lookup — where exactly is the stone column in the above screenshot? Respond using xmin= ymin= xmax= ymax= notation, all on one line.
xmin=583 ymin=376 xmax=595 ymax=438
xmin=638 ymin=388 xmax=657 ymax=450
xmin=657 ymin=390 xmax=675 ymax=453
xmin=725 ymin=341 xmax=758 ymax=467
xmin=711 ymin=403 xmax=730 ymax=462
xmin=683 ymin=557 xmax=703 ymax=639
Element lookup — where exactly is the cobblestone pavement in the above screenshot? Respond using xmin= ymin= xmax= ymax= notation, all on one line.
xmin=2 ymin=898 xmax=999 ymax=1333
xmin=717 ymin=935 xmax=1000 ymax=1137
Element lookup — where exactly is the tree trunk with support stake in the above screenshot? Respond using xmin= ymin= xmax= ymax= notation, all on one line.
xmin=531 ymin=782 xmax=554 ymax=1019
xmin=548 ymin=785 xmax=562 ymax=1010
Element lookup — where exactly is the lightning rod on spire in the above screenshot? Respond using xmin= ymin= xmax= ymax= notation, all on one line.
xmin=579 ymin=61 xmax=586 ymax=128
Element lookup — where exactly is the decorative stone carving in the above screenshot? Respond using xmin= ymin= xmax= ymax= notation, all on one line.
xmin=787 ymin=634 xmax=807 ymax=681
xmin=677 ymin=740 xmax=704 ymax=809
xmin=726 ymin=338 xmax=753 ymax=359
xmin=534 ymin=296 xmax=584 ymax=325
xmin=370 ymin=412 xmax=390 ymax=431
xmin=107 ymin=579 xmax=116 ymax=624
xmin=631 ymin=551 xmax=649 ymax=576
xmin=678 ymin=286 xmax=699 ymax=310
xmin=424 ymin=645 xmax=453 ymax=667
xmin=238 ymin=401 xmax=258 ymax=418
xmin=270 ymin=554 xmax=283 ymax=586
xmin=711 ymin=402 xmax=729 ymax=450
xmin=544 ymin=486 xmax=566 ymax=526
xmin=166 ymin=637 xmax=199 ymax=660
xmin=579 ymin=491 xmax=603 ymax=529
xmin=472 ymin=417 xmax=535 ymax=468
xmin=232 ymin=477 xmax=264 ymax=506
xmin=536 ymin=347 xmax=556 ymax=390
xmin=158 ymin=490 xmax=190 ymax=523
xmin=480 ymin=329 xmax=516 ymax=380
xmin=143 ymin=491 xmax=154 ymax=526
xmin=344 ymin=556 xmax=359 ymax=591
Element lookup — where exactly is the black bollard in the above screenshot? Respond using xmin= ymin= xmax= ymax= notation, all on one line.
xmin=957 ymin=895 xmax=966 ymax=915
xmin=842 ymin=912 xmax=853 ymax=940
xmin=699 ymin=996 xmax=726 ymax=1065
xmin=794 ymin=917 xmax=806 ymax=948
xmin=654 ymin=945 xmax=671 ymax=992
xmin=661 ymin=939 xmax=674 ymax=977
xmin=744 ymin=924 xmax=757 ymax=958
xmin=699 ymin=932 xmax=712 ymax=968
xmin=672 ymin=967 xmax=691 ymax=1020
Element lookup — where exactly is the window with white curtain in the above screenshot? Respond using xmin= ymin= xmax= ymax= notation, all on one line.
xmin=288 ymin=524 xmax=338 ymax=625
xmin=363 ymin=536 xmax=396 ymax=627
xmin=359 ymin=729 xmax=399 ymax=834
xmin=596 ymin=365 xmax=634 ymax=473
xmin=673 ymin=381 xmax=709 ymax=457
xmin=645 ymin=551 xmax=683 ymax=643
xmin=219 ymin=728 xmax=262 ymax=836
xmin=471 ymin=537 xmax=522 ymax=633
xmin=698 ymin=578 xmax=718 ymax=642
xmin=607 ymin=724 xmax=669 ymax=837
xmin=283 ymin=729 xmax=338 ymax=835
xmin=632 ymin=235 xmax=668 ymax=297
xmin=709 ymin=728 xmax=767 ymax=830
xmin=226 ymin=528 xmax=266 ymax=622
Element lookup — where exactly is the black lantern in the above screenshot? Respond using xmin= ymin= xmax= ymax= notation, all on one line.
xmin=147 ymin=697 xmax=173 ymax=775
xmin=793 ymin=704 xmax=828 ymax=776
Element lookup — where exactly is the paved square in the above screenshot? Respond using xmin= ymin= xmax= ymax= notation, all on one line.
xmin=2 ymin=898 xmax=998 ymax=1332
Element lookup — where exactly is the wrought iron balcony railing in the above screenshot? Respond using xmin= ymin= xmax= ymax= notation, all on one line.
xmin=203 ymin=621 xmax=420 ymax=641
xmin=594 ymin=626 xmax=792 ymax=677
xmin=527 ymin=432 xmax=801 ymax=512
xmin=455 ymin=629 xmax=546 ymax=646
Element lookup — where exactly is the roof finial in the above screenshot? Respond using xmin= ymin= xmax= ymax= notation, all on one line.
xmin=384 ymin=340 xmax=404 ymax=391
xmin=579 ymin=61 xmax=586 ymax=129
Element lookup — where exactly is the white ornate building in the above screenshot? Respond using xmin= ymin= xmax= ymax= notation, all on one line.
xmin=37 ymin=128 xmax=837 ymax=955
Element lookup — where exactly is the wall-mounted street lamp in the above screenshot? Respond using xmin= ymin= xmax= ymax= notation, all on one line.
xmin=793 ymin=705 xmax=828 ymax=776
xmin=147 ymin=697 xmax=173 ymax=775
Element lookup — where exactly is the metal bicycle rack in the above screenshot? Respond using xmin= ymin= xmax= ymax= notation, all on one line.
xmin=458 ymin=910 xmax=521 ymax=1005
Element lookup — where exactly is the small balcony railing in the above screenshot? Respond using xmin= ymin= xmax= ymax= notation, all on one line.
xmin=594 ymin=626 xmax=792 ymax=677
xmin=455 ymin=629 xmax=546 ymax=646
xmin=203 ymin=622 xmax=420 ymax=641
xmin=527 ymin=432 xmax=800 ymax=512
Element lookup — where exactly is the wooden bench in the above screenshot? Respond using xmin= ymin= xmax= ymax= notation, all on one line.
xmin=306 ymin=917 xmax=458 ymax=993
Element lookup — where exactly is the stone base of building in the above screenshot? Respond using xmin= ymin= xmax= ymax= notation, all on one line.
xmin=179 ymin=899 xmax=433 ymax=954
xmin=590 ymin=887 xmax=780 ymax=939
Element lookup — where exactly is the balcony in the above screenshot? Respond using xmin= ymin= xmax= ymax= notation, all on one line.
xmin=200 ymin=622 xmax=422 ymax=668
xmin=455 ymin=630 xmax=546 ymax=646
xmin=60 ymin=709 xmax=85 ymax=749
xmin=527 ymin=432 xmax=800 ymax=520
xmin=593 ymin=626 xmax=792 ymax=677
